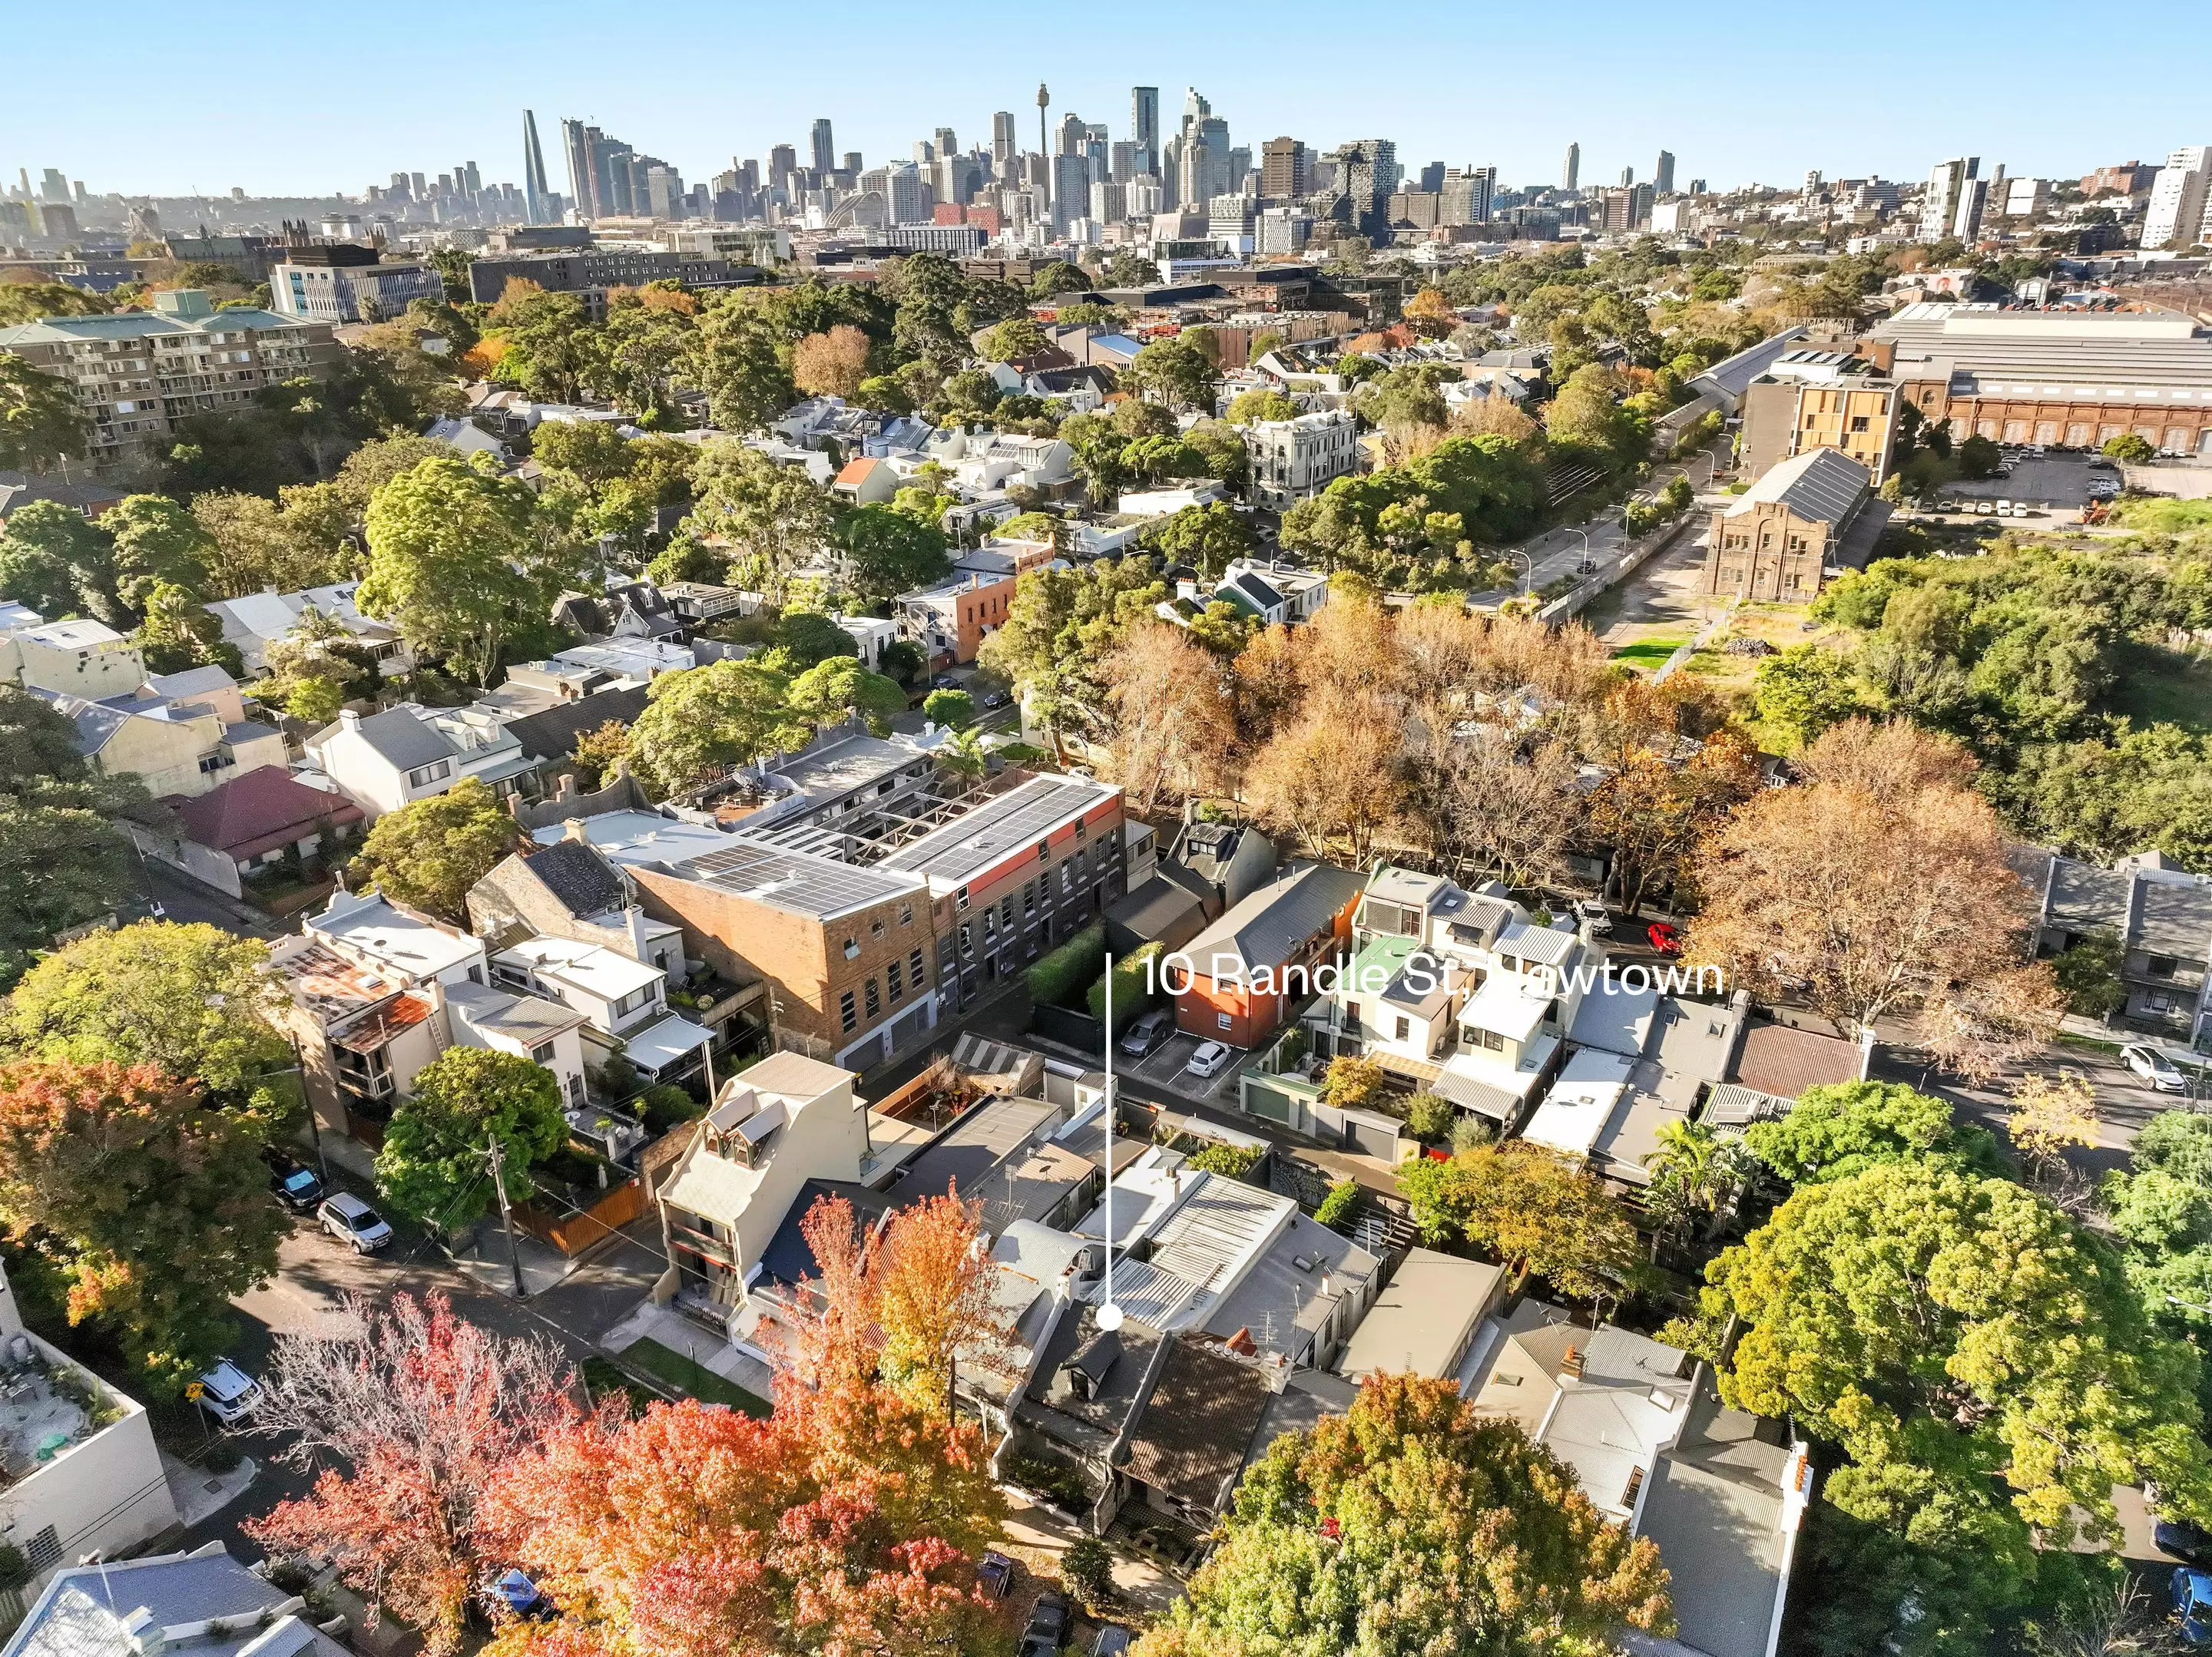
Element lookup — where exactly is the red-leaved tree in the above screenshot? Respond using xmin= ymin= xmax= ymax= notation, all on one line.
xmin=243 ymin=1292 xmax=594 ymax=1655
xmin=478 ymin=1396 xmax=1007 ymax=1657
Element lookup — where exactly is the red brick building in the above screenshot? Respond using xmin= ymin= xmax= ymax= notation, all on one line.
xmin=1167 ymin=862 xmax=1366 ymax=1048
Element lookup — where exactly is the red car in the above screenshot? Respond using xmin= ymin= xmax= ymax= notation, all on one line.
xmin=1646 ymin=921 xmax=1682 ymax=955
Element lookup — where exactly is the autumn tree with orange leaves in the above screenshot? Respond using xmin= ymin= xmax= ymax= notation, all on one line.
xmin=1685 ymin=720 xmax=2064 ymax=1081
xmin=792 ymin=325 xmax=873 ymax=401
xmin=243 ymin=1292 xmax=590 ymax=1657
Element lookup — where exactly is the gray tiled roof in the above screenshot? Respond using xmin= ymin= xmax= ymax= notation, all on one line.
xmin=349 ymin=707 xmax=459 ymax=770
xmin=2136 ymin=878 xmax=2212 ymax=961
xmin=523 ymin=840 xmax=629 ymax=919
xmin=8 ymin=1551 xmax=348 ymax=1657
xmin=2045 ymin=858 xmax=2134 ymax=934
xmin=1726 ymin=447 xmax=1869 ymax=527
xmin=1181 ymin=860 xmax=1366 ymax=979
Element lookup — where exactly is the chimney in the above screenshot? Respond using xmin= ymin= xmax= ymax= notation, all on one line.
xmin=562 ymin=819 xmax=590 ymax=844
xmin=624 ymin=906 xmax=654 ymax=964
xmin=1859 ymin=339 xmax=1896 ymax=373
xmin=1562 ymin=1344 xmax=1584 ymax=1379
xmin=338 ymin=708 xmax=362 ymax=730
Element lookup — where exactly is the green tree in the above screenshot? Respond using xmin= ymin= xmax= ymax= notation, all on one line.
xmin=681 ymin=440 xmax=839 ymax=600
xmin=628 ymin=660 xmax=809 ymax=792
xmin=134 ymin=580 xmax=240 ymax=675
xmin=1145 ymin=501 xmax=1253 ymax=580
xmin=767 ymin=610 xmax=862 ymax=671
xmin=878 ymin=638 xmax=926 ymax=684
xmin=0 ymin=498 xmax=118 ymax=620
xmin=2051 ymin=929 xmax=2126 ymax=1019
xmin=354 ymin=776 xmax=521 ymax=923
xmin=975 ymin=317 xmax=1048 ymax=361
xmin=2101 ymin=432 xmax=2155 ymax=463
xmin=1061 ymin=1536 xmax=1115 ymax=1612
xmin=0 ymin=283 xmax=110 ymax=327
xmin=922 ymin=688 xmax=975 ymax=729
xmin=1743 ymin=1080 xmax=1998 ymax=1185
xmin=1142 ymin=1374 xmax=1671 ymax=1657
xmin=98 ymin=495 xmax=215 ymax=609
xmin=836 ymin=502 xmax=950 ymax=605
xmin=1751 ymin=644 xmax=1864 ymax=746
xmin=1706 ymin=1159 xmax=2212 ymax=1561
xmin=1957 ymin=433 xmax=2003 ymax=478
xmin=1028 ymin=261 xmax=1090 ymax=299
xmin=373 ymin=1048 xmax=565 ymax=1229
xmin=1125 ymin=336 xmax=1217 ymax=412
xmin=0 ymin=686 xmax=144 ymax=987
xmin=190 ymin=489 xmax=356 ymax=600
xmin=0 ymin=1059 xmax=284 ymax=1393
xmin=1396 ymin=1141 xmax=1641 ymax=1301
xmin=1320 ymin=1054 xmax=1386 ymax=1113
xmin=0 ymin=355 xmax=91 ymax=473
xmin=484 ymin=283 xmax=594 ymax=403
xmin=1544 ymin=363 xmax=1648 ymax=474
xmin=1223 ymin=388 xmax=1298 ymax=425
xmin=3 ymin=921 xmax=286 ymax=1103
xmin=358 ymin=456 xmax=571 ymax=686
xmin=786 ymin=656 xmax=908 ymax=734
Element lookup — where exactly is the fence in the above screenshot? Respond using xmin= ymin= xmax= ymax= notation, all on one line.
xmin=1029 ymin=1003 xmax=1105 ymax=1057
xmin=516 ymin=1176 xmax=647 ymax=1258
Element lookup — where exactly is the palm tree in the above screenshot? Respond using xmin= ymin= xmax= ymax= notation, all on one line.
xmin=939 ymin=726 xmax=988 ymax=781
xmin=1641 ymin=1120 xmax=1756 ymax=1245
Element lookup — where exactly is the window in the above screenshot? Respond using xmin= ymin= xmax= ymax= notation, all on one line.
xmin=911 ymin=948 xmax=926 ymax=987
xmin=865 ymin=977 xmax=881 ymax=1019
xmin=1023 ymin=880 xmax=1035 ymax=914
xmin=1469 ymin=1027 xmax=1505 ymax=1051
xmin=1001 ymin=895 xmax=1015 ymax=926
xmin=871 ymin=918 xmax=886 ymax=938
xmin=1345 ymin=1001 xmax=1362 ymax=1030
xmin=1075 ymin=818 xmax=1087 ymax=841
xmin=1217 ymin=1012 xmax=1233 ymax=1031
xmin=406 ymin=759 xmax=451 ymax=788
xmin=1849 ymin=415 xmax=1871 ymax=432
xmin=887 ymin=958 xmax=902 ymax=999
xmin=955 ymin=888 xmax=969 ymax=911
xmin=1061 ymin=863 xmax=1073 ymax=895
xmin=1037 ymin=842 xmax=1050 ymax=862
xmin=983 ymin=910 xmax=996 ymax=938
xmin=2150 ymin=955 xmax=2180 ymax=978
xmin=839 ymin=990 xmax=858 ymax=1032
xmin=899 ymin=905 xmax=913 ymax=927
xmin=1394 ymin=1015 xmax=1410 ymax=1040
xmin=843 ymin=936 xmax=860 ymax=959
xmin=959 ymin=923 xmax=973 ymax=957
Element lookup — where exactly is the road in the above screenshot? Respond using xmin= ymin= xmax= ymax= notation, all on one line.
xmin=1475 ymin=440 xmax=1734 ymax=607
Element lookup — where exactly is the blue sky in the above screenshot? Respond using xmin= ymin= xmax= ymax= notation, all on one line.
xmin=5 ymin=0 xmax=2203 ymax=200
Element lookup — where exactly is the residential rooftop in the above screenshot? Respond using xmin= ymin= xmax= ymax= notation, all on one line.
xmin=877 ymin=774 xmax=1119 ymax=891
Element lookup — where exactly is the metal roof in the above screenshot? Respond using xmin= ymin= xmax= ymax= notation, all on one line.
xmin=345 ymin=707 xmax=459 ymax=770
xmin=1180 ymin=860 xmax=1366 ymax=981
xmin=1871 ymin=304 xmax=2212 ymax=401
xmin=1724 ymin=448 xmax=1870 ymax=527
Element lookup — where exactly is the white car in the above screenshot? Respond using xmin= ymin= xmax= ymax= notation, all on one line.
xmin=2123 ymin=1044 xmax=2187 ymax=1094
xmin=1571 ymin=899 xmax=1613 ymax=935
xmin=193 ymin=1360 xmax=263 ymax=1426
xmin=319 ymin=1192 xmax=394 ymax=1254
xmin=1184 ymin=1040 xmax=1233 ymax=1079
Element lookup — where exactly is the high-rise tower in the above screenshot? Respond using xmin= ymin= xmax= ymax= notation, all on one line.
xmin=522 ymin=111 xmax=549 ymax=222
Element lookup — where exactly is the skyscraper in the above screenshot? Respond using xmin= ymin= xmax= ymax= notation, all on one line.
xmin=1562 ymin=142 xmax=1581 ymax=191
xmin=810 ymin=119 xmax=835 ymax=175
xmin=934 ymin=128 xmax=958 ymax=161
xmin=1654 ymin=150 xmax=1676 ymax=194
xmin=1620 ymin=166 xmax=1634 ymax=189
xmin=1922 ymin=156 xmax=1979 ymax=241
xmin=992 ymin=111 xmax=1017 ymax=176
xmin=770 ymin=144 xmax=797 ymax=194
xmin=1131 ymin=85 xmax=1160 ymax=173
xmin=1261 ymin=137 xmax=1310 ymax=199
xmin=1330 ymin=139 xmax=1399 ymax=243
xmin=522 ymin=111 xmax=550 ymax=222
xmin=1419 ymin=161 xmax=1445 ymax=194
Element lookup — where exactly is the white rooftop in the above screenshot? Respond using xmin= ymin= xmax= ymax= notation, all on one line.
xmin=310 ymin=890 xmax=485 ymax=983
xmin=496 ymin=936 xmax=663 ymax=1001
xmin=531 ymin=811 xmax=737 ymax=868
xmin=1521 ymin=1048 xmax=1635 ymax=1159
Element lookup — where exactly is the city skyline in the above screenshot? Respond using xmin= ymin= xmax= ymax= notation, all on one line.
xmin=5 ymin=0 xmax=2205 ymax=200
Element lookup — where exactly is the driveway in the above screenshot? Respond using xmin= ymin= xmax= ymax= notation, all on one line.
xmin=1119 ymin=1029 xmax=1243 ymax=1106
xmin=1936 ymin=451 xmax=2108 ymax=511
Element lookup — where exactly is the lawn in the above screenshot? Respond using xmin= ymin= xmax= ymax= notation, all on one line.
xmin=1611 ymin=637 xmax=1687 ymax=671
xmin=620 ymin=1337 xmax=772 ymax=1416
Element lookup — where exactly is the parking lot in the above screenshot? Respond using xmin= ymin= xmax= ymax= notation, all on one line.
xmin=1937 ymin=451 xmax=2112 ymax=511
xmin=1117 ymin=1024 xmax=1247 ymax=1105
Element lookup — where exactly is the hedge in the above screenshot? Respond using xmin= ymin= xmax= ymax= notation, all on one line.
xmin=1088 ymin=940 xmax=1163 ymax=1033
xmin=1027 ymin=924 xmax=1106 ymax=1009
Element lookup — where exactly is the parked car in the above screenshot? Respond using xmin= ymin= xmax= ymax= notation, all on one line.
xmin=1571 ymin=898 xmax=1612 ymax=935
xmin=1645 ymin=921 xmax=1682 ymax=956
xmin=1121 ymin=1007 xmax=1174 ymax=1057
xmin=932 ymin=673 xmax=963 ymax=690
xmin=2161 ymin=1517 xmax=2212 ymax=1567
xmin=1091 ymin=1628 xmax=1134 ymax=1657
xmin=2089 ymin=457 xmax=2118 ymax=471
xmin=2174 ymin=1568 xmax=2212 ymax=1646
xmin=1020 ymin=1593 xmax=1070 ymax=1657
xmin=982 ymin=690 xmax=1008 ymax=709
xmin=1184 ymin=1040 xmax=1233 ymax=1079
xmin=192 ymin=1359 xmax=263 ymax=1426
xmin=263 ymin=1149 xmax=325 ymax=1213
xmin=319 ymin=1192 xmax=394 ymax=1254
xmin=2124 ymin=1043 xmax=2188 ymax=1093
xmin=976 ymin=1551 xmax=1015 ymax=1599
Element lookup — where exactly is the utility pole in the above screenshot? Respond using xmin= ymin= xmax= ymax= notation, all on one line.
xmin=289 ymin=1034 xmax=329 ymax=1184
xmin=487 ymin=1135 xmax=528 ymax=1300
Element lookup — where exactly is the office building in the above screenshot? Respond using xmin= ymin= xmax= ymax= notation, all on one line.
xmin=1132 ymin=85 xmax=1160 ymax=160
xmin=1654 ymin=150 xmax=1675 ymax=194
xmin=1256 ymin=206 xmax=1313 ymax=254
xmin=1051 ymin=154 xmax=1091 ymax=230
xmin=769 ymin=144 xmax=797 ymax=193
xmin=1442 ymin=165 xmax=1495 ymax=225
xmin=810 ymin=119 xmax=836 ymax=175
xmin=272 ymin=246 xmax=442 ymax=322
xmin=522 ymin=111 xmax=551 ymax=223
xmin=2143 ymin=147 xmax=2212 ymax=250
xmin=934 ymin=127 xmax=958 ymax=161
xmin=1330 ymin=138 xmax=1399 ymax=243
xmin=0 ymin=288 xmax=338 ymax=468
xmin=1620 ymin=166 xmax=1634 ymax=189
xmin=1562 ymin=141 xmax=1580 ymax=191
xmin=1418 ymin=161 xmax=1445 ymax=194
xmin=1261 ymin=137 xmax=1310 ymax=200
xmin=992 ymin=111 xmax=1018 ymax=175
xmin=466 ymin=248 xmax=759 ymax=313
xmin=1739 ymin=348 xmax=1902 ymax=482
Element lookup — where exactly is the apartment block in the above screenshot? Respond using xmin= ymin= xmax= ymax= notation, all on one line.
xmin=1738 ymin=349 xmax=1902 ymax=482
xmin=0 ymin=288 xmax=338 ymax=468
xmin=1241 ymin=408 xmax=1358 ymax=507
xmin=270 ymin=246 xmax=443 ymax=322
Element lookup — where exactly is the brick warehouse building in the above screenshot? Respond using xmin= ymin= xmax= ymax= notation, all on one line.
xmin=1867 ymin=304 xmax=2212 ymax=456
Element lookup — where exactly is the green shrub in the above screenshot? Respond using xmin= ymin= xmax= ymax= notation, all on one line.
xmin=1276 ymin=1027 xmax=1310 ymax=1068
xmin=1062 ymin=1536 xmax=1116 ymax=1609
xmin=1088 ymin=941 xmax=1162 ymax=1032
xmin=1323 ymin=1054 xmax=1387 ymax=1113
xmin=640 ymin=1083 xmax=703 ymax=1134
xmin=1028 ymin=924 xmax=1105 ymax=1009
xmin=1403 ymin=1090 xmax=1455 ymax=1143
xmin=1313 ymin=1179 xmax=1363 ymax=1234
xmin=1186 ymin=1141 xmax=1264 ymax=1180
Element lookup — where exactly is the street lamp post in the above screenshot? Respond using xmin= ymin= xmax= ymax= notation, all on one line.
xmin=1509 ymin=550 xmax=1535 ymax=595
